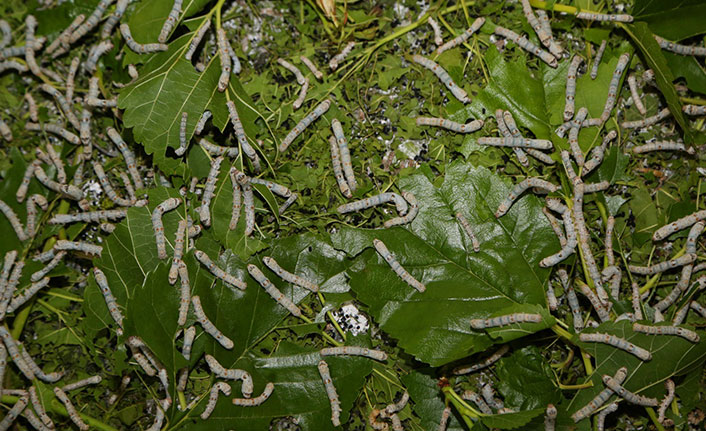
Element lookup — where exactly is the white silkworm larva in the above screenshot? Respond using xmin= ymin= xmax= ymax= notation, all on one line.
xmin=495 ymin=110 xmax=528 ymax=167
xmin=56 ymin=240 xmax=104 ymax=255
xmin=24 ymin=16 xmax=41 ymax=77
xmin=628 ymin=253 xmax=696 ymax=275
xmin=45 ymin=143 xmax=66 ymax=184
xmin=0 ymin=119 xmax=11 ymax=142
xmin=185 ymin=19 xmax=211 ymax=61
xmin=654 ymin=35 xmax=706 ymax=56
xmin=6 ymin=277 xmax=50 ymax=314
xmin=575 ymin=11 xmax=633 ymax=22
xmin=68 ymin=0 xmax=112 ymax=44
xmin=94 ymin=267 xmax=124 ymax=331
xmin=226 ymin=100 xmax=260 ymax=170
xmin=175 ymin=260 xmax=190 ymax=326
xmin=320 ymin=346 xmax=387 ymax=361
xmin=29 ymin=385 xmax=53 ymax=429
xmin=203 ymin=354 xmax=253 ymax=396
xmin=571 ymin=367 xmax=626 ymax=422
xmin=633 ymin=322 xmax=699 ymax=343
xmin=216 ymin=28 xmax=231 ymax=91
xmin=175 ymin=112 xmax=188 ymax=156
xmin=453 ymin=344 xmax=509 ymax=375
xmin=293 ymin=78 xmax=309 ymax=109
xmin=428 ymin=17 xmax=443 ymax=46
xmin=300 ymin=55 xmax=323 ymax=79
xmin=495 ymin=178 xmax=559 ymax=218
xmin=0 ymin=20 xmax=10 ymax=49
xmin=225 ymin=35 xmax=241 ymax=74
xmin=630 ymin=282 xmax=644 ymax=321
xmin=80 ymin=109 xmax=92 ymax=157
xmin=331 ymin=119 xmax=357 ymax=191
xmin=228 ymin=168 xmax=242 ymax=230
xmin=383 ymin=191 xmax=419 ymax=228
xmin=597 ymin=53 xmax=630 ymax=124
xmin=151 ymin=197 xmax=181 ymax=259
xmin=543 ymin=207 xmax=566 ymax=247
xmin=683 ymin=104 xmax=706 ymax=116
xmin=0 ymin=200 xmax=28 ymax=241
xmin=470 ymin=313 xmax=542 ymax=329
xmin=412 ymin=54 xmax=471 ymax=102
xmin=573 ymin=183 xmax=610 ymax=305
xmin=279 ymin=193 xmax=297 ymax=215
xmin=66 ymin=56 xmax=81 ymax=101
xmin=328 ymin=135 xmax=352 ymax=198
xmin=199 ymin=155 xmax=223 ymax=227
xmin=0 ymin=326 xmax=35 ymax=380
xmin=568 ymin=107 xmax=588 ymax=166
xmin=250 ymin=178 xmax=292 ymax=199
xmin=277 ymin=58 xmax=306 ymax=85
xmin=119 ymin=172 xmax=136 ymax=203
xmin=54 ymin=387 xmax=89 ymax=430
xmin=632 ymin=140 xmax=694 ymax=154
xmin=455 ymin=212 xmax=480 ymax=252
xmin=657 ymin=380 xmax=675 ymax=423
xmin=627 ymin=74 xmax=646 ymax=115
xmin=232 ymin=382 xmax=274 ymax=406
xmin=653 ymin=210 xmax=706 ymax=241
xmin=120 ymin=24 xmax=168 ymax=54
xmin=564 ymin=55 xmax=583 ymax=121
xmin=101 ymin=0 xmax=128 ymax=39
xmin=158 ymin=0 xmax=182 ymax=43
xmin=506 ymin=111 xmax=555 ymax=163
xmin=317 ymin=360 xmax=341 ymax=425
xmin=583 ymin=181 xmax=610 ymax=193
xmin=596 ymin=402 xmax=618 ymax=431
xmin=477 ymin=136 xmax=553 ymax=150
xmin=262 ymin=256 xmax=318 ymax=292
xmin=0 ymin=60 xmax=27 ymax=74
xmin=200 ymin=138 xmax=238 ymax=157
xmin=329 ymin=41 xmax=355 ymax=71
xmin=437 ymin=406 xmax=451 ymax=431
xmin=233 ymin=170 xmax=255 ymax=236
xmin=127 ymin=341 xmax=156 ymax=376
xmin=194 ymin=111 xmax=212 ymax=135
xmin=278 ymin=99 xmax=331 ymax=152
xmin=546 ymin=279 xmax=559 ymax=311
xmin=579 ymin=332 xmax=651 ymax=361
xmin=21 ymin=344 xmax=63 ymax=381
xmin=49 ymin=209 xmax=128 ymax=224
xmin=604 ymin=214 xmax=615 ymax=267
xmin=493 ymin=26 xmax=557 ymax=68
xmin=691 ymin=301 xmax=706 ymax=318
xmin=373 ymin=239 xmax=426 ymax=293
xmin=39 ymin=84 xmax=80 ymax=129
xmin=25 ymin=122 xmax=81 ymax=145
xmin=191 ymin=296 xmax=234 ymax=349
xmin=435 ymin=17 xmax=485 ymax=55
xmin=0 ymin=395 xmax=28 ymax=430
xmin=416 ymin=116 xmax=484 ymax=133
xmin=168 ymin=219 xmax=187 ymax=285
xmin=602 ymin=369 xmax=658 ymax=406
xmin=0 ymin=260 xmax=24 ymax=318
xmin=480 ymin=383 xmax=504 ymax=410
xmin=601 ymin=265 xmax=621 ymax=299
xmin=85 ymin=41 xmax=113 ymax=74
xmin=182 ymin=325 xmax=195 ymax=360
xmin=563 ymin=282 xmax=584 ymax=333
xmin=337 ymin=193 xmax=408 ymax=215
xmin=385 ymin=392 xmax=409 ymax=416
xmin=107 ymin=127 xmax=143 ymax=189
xmin=195 ymin=249 xmax=247 ymax=290
xmin=544 ymin=404 xmax=557 ymax=431
xmin=62 ymin=375 xmax=102 ymax=392
xmin=654 ymin=309 xmax=665 ymax=323
xmin=30 ymin=250 xmax=66 ymax=282
xmin=25 ymin=93 xmax=39 ymax=122
xmin=622 ymin=107 xmax=671 ymax=129
xmin=201 ymin=382 xmax=231 ymax=419
xmin=462 ymin=390 xmax=493 ymax=414
xmin=247 ymin=264 xmax=302 ymax=317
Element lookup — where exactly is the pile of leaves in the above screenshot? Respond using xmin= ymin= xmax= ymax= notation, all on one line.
xmin=0 ymin=0 xmax=705 ymax=429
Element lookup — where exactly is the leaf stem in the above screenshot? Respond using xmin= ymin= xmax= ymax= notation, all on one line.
xmin=177 ymin=390 xmax=187 ymax=411
xmin=557 ymin=381 xmax=593 ymax=390
xmin=528 ymin=0 xmax=577 ymax=13
xmin=214 ymin=0 xmax=227 ymax=29
xmin=551 ymin=324 xmax=574 ymax=343
xmin=646 ymin=407 xmax=666 ymax=431
xmin=442 ymin=386 xmax=480 ymax=426
xmin=581 ymin=350 xmax=594 ymax=375
xmin=317 ymin=292 xmax=347 ymax=341
xmin=0 ymin=395 xmax=119 ymax=431
xmin=639 ymin=246 xmax=686 ymax=295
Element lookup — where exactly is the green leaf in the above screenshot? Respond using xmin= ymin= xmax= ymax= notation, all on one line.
xmin=480 ymin=408 xmax=545 ymax=430
xmin=495 ymin=346 xmax=562 ymax=410
xmin=590 ymin=146 xmax=631 ymax=184
xmin=632 ymin=0 xmax=706 ymax=41
xmin=401 ymin=370 xmax=465 ymax=431
xmin=622 ymin=22 xmax=695 ymax=144
xmin=331 ymin=161 xmax=557 ymax=366
xmin=664 ymin=52 xmax=706 ymax=95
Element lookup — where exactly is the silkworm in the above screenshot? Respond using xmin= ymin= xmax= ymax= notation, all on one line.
xmin=182 ymin=325 xmax=195 ymax=359
xmin=328 ymin=136 xmax=352 ymax=198
xmin=453 ymin=344 xmax=509 ymax=375
xmin=25 ymin=122 xmax=81 ymax=145
xmin=49 ymin=209 xmax=128 ymax=224
xmin=54 ymin=387 xmax=89 ymax=430
xmin=224 ymin=168 xmax=242 ymax=231
xmin=653 ymin=210 xmax=706 ymax=241
xmin=622 ymin=107 xmax=671 ymax=129
xmin=62 ymin=375 xmax=102 ymax=392
xmin=657 ymin=380 xmax=675 ymax=423
xmin=151 ymin=197 xmax=181 ymax=259
xmin=603 ymin=216 xmax=615 ymax=269
xmin=0 ymin=395 xmax=28 ymax=430
xmin=628 ymin=253 xmax=696 ymax=275
xmin=85 ymin=41 xmax=113 ymax=74
xmin=277 ymin=58 xmax=306 ymax=85
xmin=495 ymin=110 xmax=528 ymax=166
xmin=573 ymin=183 xmax=610 ymax=305
xmin=46 ymin=145 xmax=67 ymax=183
xmin=300 ymin=55 xmax=323 ymax=79
xmin=0 ymin=259 xmax=24 ymax=319
xmin=577 ymin=279 xmax=610 ymax=322
xmin=545 ymin=279 xmax=559 ymax=311
xmin=435 ymin=17 xmax=485 ymax=55
xmin=93 ymin=162 xmax=134 ymax=206
xmin=250 ymin=178 xmax=292 ymax=198
xmin=520 ymin=0 xmax=551 ymax=47
xmin=320 ymin=346 xmax=387 ymax=361
xmin=383 ymin=191 xmax=419 ymax=228
xmin=544 ymin=404 xmax=557 ymax=431
xmin=337 ymin=192 xmax=408 ymax=215
xmin=279 ymin=193 xmax=297 ymax=214
xmin=201 ymin=382 xmax=231 ymax=419
xmin=575 ymin=11 xmax=633 ymax=22
xmin=495 ymin=178 xmax=559 ymax=218
xmin=194 ymin=111 xmax=212 ymax=135
xmin=24 ymin=93 xmax=38 ymax=122
xmin=493 ymin=26 xmax=557 ymax=68
xmin=595 ymin=402 xmax=618 ymax=431
xmin=101 ymin=0 xmax=128 ymax=39
xmin=583 ymin=181 xmax=610 ymax=193
xmin=226 ymin=100 xmax=260 ymax=170
xmin=633 ymin=322 xmax=699 ymax=342
xmin=505 ymin=111 xmax=554 ymax=163
xmin=683 ymin=104 xmax=706 ymax=116
xmin=454 ymin=211 xmax=481 ymax=252
xmin=203 ymin=354 xmax=253 ymax=396
xmin=120 ymin=24 xmax=168 ymax=54
xmin=191 ymin=295 xmax=234 ymax=349
xmin=579 ymin=332 xmax=651 ymax=361
xmin=602 ymin=369 xmax=657 ymax=406
xmin=416 ymin=116 xmax=483 ymax=133
xmin=232 ymin=382 xmax=275 ymax=406
xmin=6 ymin=277 xmax=50 ymax=314
xmin=654 ymin=309 xmax=665 ymax=323
xmin=601 ymin=265 xmax=621 ymax=299
xmin=0 ymin=60 xmax=27 ymax=74
xmin=30 ymin=250 xmax=66 ymax=282
xmin=329 ymin=41 xmax=355 ymax=71
xmin=194 ymin=249 xmax=247 ymax=290
xmin=477 ymin=136 xmax=553 ymax=150
xmin=199 ymin=155 xmax=223 ymax=227
xmin=233 ymin=169 xmax=255 ymax=236
xmin=317 ymin=360 xmax=341 ymax=425
xmin=331 ymin=119 xmax=357 ymax=191
xmin=540 ymin=207 xmax=577 ymax=267
xmin=564 ymin=55 xmax=583 ymax=121
xmin=127 ymin=341 xmax=156 ymax=376
xmin=247 ymin=264 xmax=302 ymax=317
xmin=278 ymin=98 xmax=331 ymax=152
xmin=80 ymin=109 xmax=92 ymax=156
xmin=632 ymin=140 xmax=694 ymax=154
xmin=462 ymin=390 xmax=493 ymax=414
xmin=262 ymin=256 xmax=318 ymax=292
xmin=173 ymin=260 xmax=191 ymax=326
xmin=412 ymin=54 xmax=471 ymax=102
xmin=480 ymin=383 xmax=504 ymax=410
xmin=427 ymin=17 xmax=443 ymax=46
xmin=107 ymin=127 xmax=143 ymax=189
xmin=628 ymin=282 xmax=643 ymax=321
xmin=437 ymin=406 xmax=451 ymax=431
xmin=158 ymin=0 xmax=182 ymax=43
xmin=173 ymin=112 xmax=189 ymax=156
xmin=597 ymin=52 xmax=630 ymax=124
xmin=0 ymin=251 xmax=17 ymax=297
xmin=471 ymin=313 xmax=542 ymax=329
xmin=199 ymin=138 xmax=238 ymax=157
xmin=39 ymin=84 xmax=80 ymax=129
xmin=0 ymin=46 xmax=26 ymax=61
xmin=0 ymin=199 xmax=28 ymax=241
xmin=385 ymin=392 xmax=409 ymax=416
xmin=216 ymin=28 xmax=231 ymax=91
xmin=0 ymin=326 xmax=35 ymax=380
xmin=373 ymin=239 xmax=425 ymax=293
xmin=571 ymin=367 xmax=626 ymax=422
xmin=568 ymin=108 xmax=589 ymax=166
xmin=93 ymin=267 xmax=124 ymax=331
xmin=691 ymin=301 xmax=706 ymax=318
xmin=46 ymin=14 xmax=83 ymax=55
xmin=185 ymin=19 xmax=211 ymax=61
xmin=0 ymin=20 xmax=10 ymax=49
xmin=168 ymin=219 xmax=187 ymax=285
xmin=654 ymin=35 xmax=706 ymax=56
xmin=625 ymin=74 xmax=647 ymax=115
xmin=29 ymin=385 xmax=53 ymax=429
xmin=542 ymin=207 xmax=566 ymax=247
xmin=69 ymin=0 xmax=113 ymax=44
xmin=21 ymin=345 xmax=63 ymax=382
xmin=24 ymin=15 xmax=41 ymax=77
